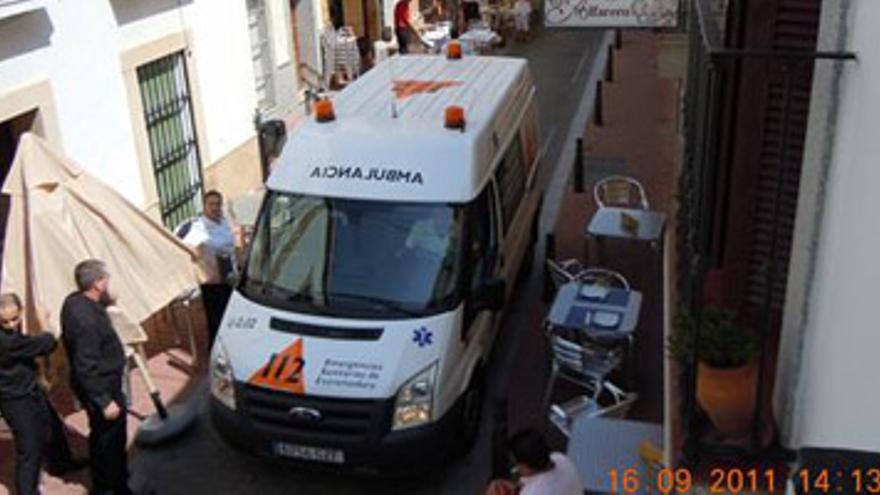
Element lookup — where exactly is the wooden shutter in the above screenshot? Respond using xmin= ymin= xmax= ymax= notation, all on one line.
xmin=744 ymin=83 xmax=811 ymax=312
xmin=717 ymin=0 xmax=820 ymax=318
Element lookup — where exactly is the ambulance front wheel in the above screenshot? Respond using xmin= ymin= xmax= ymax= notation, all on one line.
xmin=456 ymin=366 xmax=486 ymax=453
xmin=518 ymin=209 xmax=540 ymax=281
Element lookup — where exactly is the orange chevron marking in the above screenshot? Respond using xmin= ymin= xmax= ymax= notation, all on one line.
xmin=392 ymin=79 xmax=463 ymax=100
xmin=248 ymin=339 xmax=306 ymax=394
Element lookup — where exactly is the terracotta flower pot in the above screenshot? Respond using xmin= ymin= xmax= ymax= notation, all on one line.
xmin=696 ymin=360 xmax=758 ymax=438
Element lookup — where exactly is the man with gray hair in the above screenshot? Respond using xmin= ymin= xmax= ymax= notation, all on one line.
xmin=61 ymin=259 xmax=132 ymax=495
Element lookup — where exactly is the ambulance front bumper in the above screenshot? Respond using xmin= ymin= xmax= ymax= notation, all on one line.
xmin=209 ymin=383 xmax=461 ymax=475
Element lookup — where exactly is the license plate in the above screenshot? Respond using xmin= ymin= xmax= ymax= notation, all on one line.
xmin=273 ymin=442 xmax=345 ymax=464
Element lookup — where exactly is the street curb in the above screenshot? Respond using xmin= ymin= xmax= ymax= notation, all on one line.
xmin=538 ymin=29 xmax=615 ymax=238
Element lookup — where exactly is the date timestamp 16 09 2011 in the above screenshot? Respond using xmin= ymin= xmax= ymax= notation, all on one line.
xmin=607 ymin=467 xmax=880 ymax=493
xmin=608 ymin=468 xmax=779 ymax=493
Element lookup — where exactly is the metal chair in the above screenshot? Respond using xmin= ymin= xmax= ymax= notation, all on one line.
xmin=577 ymin=267 xmax=631 ymax=290
xmin=168 ymin=216 xmax=201 ymax=363
xmin=548 ymin=381 xmax=638 ymax=438
xmin=546 ymin=258 xmax=584 ymax=289
xmin=543 ymin=263 xmax=638 ymax=437
xmin=546 ymin=260 xmax=630 ymax=292
xmin=174 ymin=217 xmax=195 ymax=239
xmin=550 ymin=333 xmax=623 ymax=397
xmin=593 ymin=175 xmax=650 ymax=210
xmin=543 ymin=330 xmax=636 ymax=438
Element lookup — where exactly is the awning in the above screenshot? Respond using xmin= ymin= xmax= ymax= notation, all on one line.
xmin=1 ymin=133 xmax=201 ymax=336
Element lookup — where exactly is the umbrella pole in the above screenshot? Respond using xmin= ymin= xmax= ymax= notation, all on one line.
xmin=131 ymin=345 xmax=168 ymax=419
xmin=130 ymin=344 xmax=197 ymax=446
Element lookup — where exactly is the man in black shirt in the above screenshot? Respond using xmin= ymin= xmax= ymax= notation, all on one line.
xmin=61 ymin=259 xmax=132 ymax=495
xmin=0 ymin=293 xmax=81 ymax=495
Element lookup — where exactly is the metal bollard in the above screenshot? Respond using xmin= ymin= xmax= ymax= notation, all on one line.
xmin=573 ymin=138 xmax=584 ymax=194
xmin=605 ymin=44 xmax=614 ymax=82
xmin=593 ymin=81 xmax=604 ymax=127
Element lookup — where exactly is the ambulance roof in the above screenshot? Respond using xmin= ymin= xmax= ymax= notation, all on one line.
xmin=267 ymin=54 xmax=533 ymax=203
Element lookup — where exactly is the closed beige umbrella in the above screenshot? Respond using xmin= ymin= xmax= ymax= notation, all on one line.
xmin=1 ymin=133 xmax=202 ymax=337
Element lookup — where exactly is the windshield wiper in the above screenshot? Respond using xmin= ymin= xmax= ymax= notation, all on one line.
xmin=244 ymin=279 xmax=315 ymax=303
xmin=321 ymin=291 xmax=421 ymax=317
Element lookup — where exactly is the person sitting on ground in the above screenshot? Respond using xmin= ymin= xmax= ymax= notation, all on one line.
xmin=485 ymin=428 xmax=584 ymax=495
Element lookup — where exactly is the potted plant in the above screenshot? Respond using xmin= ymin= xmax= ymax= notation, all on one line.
xmin=668 ymin=307 xmax=759 ymax=438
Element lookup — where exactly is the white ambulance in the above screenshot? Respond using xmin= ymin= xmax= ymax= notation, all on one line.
xmin=210 ymin=52 xmax=543 ymax=473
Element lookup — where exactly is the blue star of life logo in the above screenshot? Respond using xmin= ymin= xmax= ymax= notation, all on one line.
xmin=412 ymin=327 xmax=433 ymax=347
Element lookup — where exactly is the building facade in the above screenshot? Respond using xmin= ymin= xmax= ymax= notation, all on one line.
xmin=675 ymin=0 xmax=875 ymax=465
xmin=774 ymin=0 xmax=879 ymax=453
xmin=0 ymin=0 xmax=300 ymax=229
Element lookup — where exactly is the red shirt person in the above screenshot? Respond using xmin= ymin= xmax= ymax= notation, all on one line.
xmin=394 ymin=0 xmax=414 ymax=53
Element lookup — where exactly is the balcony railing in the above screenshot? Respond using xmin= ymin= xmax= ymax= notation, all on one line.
xmin=677 ymin=0 xmax=856 ymax=462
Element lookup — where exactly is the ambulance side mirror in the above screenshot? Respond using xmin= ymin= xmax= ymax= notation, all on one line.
xmin=473 ymin=277 xmax=506 ymax=313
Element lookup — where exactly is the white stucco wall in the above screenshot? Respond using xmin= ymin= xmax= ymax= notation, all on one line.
xmin=179 ymin=0 xmax=258 ymax=162
xmin=0 ymin=0 xmax=260 ymax=206
xmin=779 ymin=0 xmax=880 ymax=451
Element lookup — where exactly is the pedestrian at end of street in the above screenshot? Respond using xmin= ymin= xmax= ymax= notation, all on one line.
xmin=61 ymin=259 xmax=133 ymax=495
xmin=0 ymin=293 xmax=85 ymax=495
xmin=182 ymin=190 xmax=237 ymax=347
xmin=394 ymin=0 xmax=416 ymax=54
xmin=513 ymin=0 xmax=532 ymax=41
xmin=485 ymin=428 xmax=584 ymax=495
xmin=461 ymin=0 xmax=481 ymax=29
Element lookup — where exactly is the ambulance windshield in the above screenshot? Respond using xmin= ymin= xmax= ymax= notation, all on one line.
xmin=241 ymin=192 xmax=465 ymax=318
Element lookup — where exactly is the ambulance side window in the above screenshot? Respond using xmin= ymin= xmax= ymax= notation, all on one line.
xmin=463 ymin=185 xmax=498 ymax=332
xmin=494 ymin=136 xmax=526 ymax=232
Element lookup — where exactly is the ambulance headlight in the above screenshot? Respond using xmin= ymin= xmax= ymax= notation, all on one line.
xmin=210 ymin=341 xmax=237 ymax=410
xmin=393 ymin=363 xmax=437 ymax=431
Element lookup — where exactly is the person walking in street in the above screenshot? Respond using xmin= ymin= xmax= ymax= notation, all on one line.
xmin=394 ymin=0 xmax=416 ymax=54
xmin=0 ymin=293 xmax=83 ymax=495
xmin=461 ymin=0 xmax=481 ymax=28
xmin=485 ymin=428 xmax=583 ymax=495
xmin=513 ymin=0 xmax=532 ymax=41
xmin=61 ymin=260 xmax=133 ymax=495
xmin=182 ymin=190 xmax=236 ymax=347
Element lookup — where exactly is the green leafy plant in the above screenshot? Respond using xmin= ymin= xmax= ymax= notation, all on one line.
xmin=667 ymin=306 xmax=759 ymax=368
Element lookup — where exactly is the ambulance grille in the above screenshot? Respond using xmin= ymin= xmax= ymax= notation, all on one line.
xmin=241 ymin=384 xmax=390 ymax=443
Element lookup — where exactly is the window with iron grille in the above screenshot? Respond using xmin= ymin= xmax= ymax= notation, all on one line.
xmin=137 ymin=52 xmax=204 ymax=230
xmin=247 ymin=0 xmax=276 ymax=111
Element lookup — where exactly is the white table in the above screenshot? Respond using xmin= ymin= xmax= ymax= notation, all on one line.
xmin=567 ymin=417 xmax=663 ymax=494
xmin=458 ymin=27 xmax=501 ymax=53
xmin=546 ymin=281 xmax=642 ymax=344
xmin=586 ymin=207 xmax=667 ymax=243
xmin=422 ymin=25 xmax=451 ymax=53
xmin=585 ymin=206 xmax=667 ymax=269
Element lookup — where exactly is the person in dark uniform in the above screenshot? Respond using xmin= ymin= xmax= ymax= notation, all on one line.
xmin=0 ymin=293 xmax=82 ymax=495
xmin=61 ymin=259 xmax=133 ymax=495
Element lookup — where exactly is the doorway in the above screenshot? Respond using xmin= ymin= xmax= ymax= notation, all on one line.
xmin=0 ymin=110 xmax=38 ymax=260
